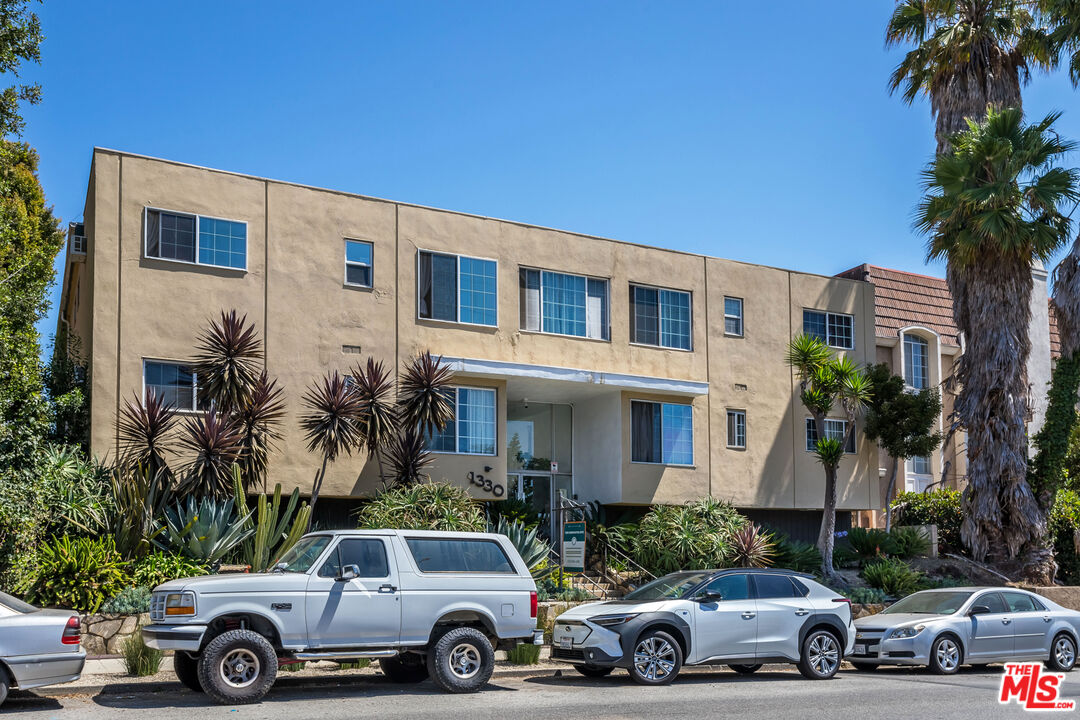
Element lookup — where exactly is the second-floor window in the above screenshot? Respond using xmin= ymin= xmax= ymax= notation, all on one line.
xmin=144 ymin=360 xmax=198 ymax=411
xmin=417 ymin=251 xmax=497 ymax=326
xmin=904 ymin=333 xmax=929 ymax=389
xmin=629 ymin=284 xmax=691 ymax=350
xmin=803 ymin=309 xmax=854 ymax=350
xmin=908 ymin=455 xmax=931 ymax=475
xmin=145 ymin=208 xmax=247 ymax=270
xmin=519 ymin=268 xmax=609 ymax=340
xmin=805 ymin=418 xmax=856 ymax=454
xmin=726 ymin=409 xmax=746 ymax=449
xmin=345 ymin=240 xmax=373 ymax=287
xmin=631 ymin=400 xmax=694 ymax=466
xmin=427 ymin=387 xmax=497 ymax=455
xmin=724 ymin=296 xmax=743 ymax=337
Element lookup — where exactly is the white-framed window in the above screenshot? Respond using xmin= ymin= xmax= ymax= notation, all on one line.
xmin=805 ymin=418 xmax=856 ymax=454
xmin=724 ymin=296 xmax=743 ymax=337
xmin=903 ymin=333 xmax=929 ymax=389
xmin=905 ymin=455 xmax=933 ymax=492
xmin=630 ymin=400 xmax=693 ymax=466
xmin=519 ymin=268 xmax=609 ymax=341
xmin=143 ymin=359 xmax=198 ymax=411
xmin=803 ymin=309 xmax=854 ymax=350
xmin=908 ymin=455 xmax=931 ymax=475
xmin=144 ymin=208 xmax=247 ymax=270
xmin=418 ymin=251 xmax=497 ymax=327
xmin=726 ymin=409 xmax=746 ymax=449
xmin=344 ymin=239 xmax=373 ymax=288
xmin=629 ymin=284 xmax=692 ymax=350
xmin=426 ymin=387 xmax=497 ymax=455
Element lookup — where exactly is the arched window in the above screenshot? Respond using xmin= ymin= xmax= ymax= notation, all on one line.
xmin=903 ymin=333 xmax=929 ymax=389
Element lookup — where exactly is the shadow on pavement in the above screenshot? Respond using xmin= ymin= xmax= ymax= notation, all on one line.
xmin=3 ymin=690 xmax=65 ymax=713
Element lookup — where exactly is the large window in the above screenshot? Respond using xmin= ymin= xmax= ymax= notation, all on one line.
xmin=805 ymin=418 xmax=856 ymax=454
xmin=145 ymin=208 xmax=247 ymax=270
xmin=427 ymin=387 xmax=497 ymax=455
xmin=405 ymin=538 xmax=515 ymax=574
xmin=904 ymin=333 xmax=929 ymax=389
xmin=144 ymin=360 xmax=198 ymax=411
xmin=726 ymin=409 xmax=746 ymax=449
xmin=344 ymin=240 xmax=373 ymax=288
xmin=418 ymin=251 xmax=497 ymax=326
xmin=631 ymin=400 xmax=694 ymax=466
xmin=803 ymin=309 xmax=853 ymax=349
xmin=519 ymin=268 xmax=609 ymax=340
xmin=318 ymin=538 xmax=389 ymax=579
xmin=629 ymin=284 xmax=691 ymax=350
xmin=724 ymin=296 xmax=743 ymax=337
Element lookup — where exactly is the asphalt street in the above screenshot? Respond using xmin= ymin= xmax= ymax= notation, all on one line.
xmin=3 ymin=666 xmax=1070 ymax=719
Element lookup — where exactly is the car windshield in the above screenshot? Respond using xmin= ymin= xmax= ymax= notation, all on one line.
xmin=274 ymin=535 xmax=332 ymax=573
xmin=0 ymin=590 xmax=37 ymax=614
xmin=881 ymin=590 xmax=973 ymax=615
xmin=623 ymin=571 xmax=713 ymax=601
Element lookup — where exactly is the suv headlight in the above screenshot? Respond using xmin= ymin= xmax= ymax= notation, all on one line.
xmin=889 ymin=624 xmax=925 ymax=640
xmin=591 ymin=613 xmax=640 ymax=627
xmin=165 ymin=592 xmax=197 ymax=617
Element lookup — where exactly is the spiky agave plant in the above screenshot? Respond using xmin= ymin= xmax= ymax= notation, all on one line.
xmin=397 ymin=351 xmax=455 ymax=438
xmin=155 ymin=495 xmax=255 ymax=565
xmin=729 ymin=524 xmax=776 ymax=569
xmin=489 ymin=516 xmax=552 ymax=577
xmin=300 ymin=370 xmax=364 ymax=526
xmin=192 ymin=310 xmax=263 ymax=413
xmin=351 ymin=357 xmax=400 ymax=480
xmin=116 ymin=389 xmax=178 ymax=484
xmin=235 ymin=371 xmax=286 ymax=493
xmin=177 ymin=405 xmax=244 ymax=498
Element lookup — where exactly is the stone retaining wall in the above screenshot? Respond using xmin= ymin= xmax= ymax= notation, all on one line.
xmin=80 ymin=613 xmax=151 ymax=655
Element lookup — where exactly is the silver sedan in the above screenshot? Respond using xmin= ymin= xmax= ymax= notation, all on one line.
xmin=0 ymin=591 xmax=85 ymax=705
xmin=850 ymin=587 xmax=1080 ymax=674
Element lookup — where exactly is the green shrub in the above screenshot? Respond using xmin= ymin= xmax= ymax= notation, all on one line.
xmin=279 ymin=661 xmax=306 ymax=672
xmin=101 ymin=586 xmax=152 ymax=615
xmin=27 ymin=536 xmax=130 ymax=613
xmin=1051 ymin=490 xmax=1080 ymax=585
xmin=862 ymin=557 xmax=923 ymax=598
xmin=356 ymin=482 xmax=486 ymax=532
xmin=130 ymin=551 xmax=209 ymax=589
xmin=536 ymin=576 xmax=593 ymax=602
xmin=488 ymin=497 xmax=544 ymax=530
xmin=889 ymin=526 xmax=931 ymax=559
xmin=336 ymin=659 xmax=370 ymax=670
xmin=846 ymin=527 xmax=896 ymax=563
xmin=506 ymin=643 xmax=541 ymax=665
xmin=633 ymin=498 xmax=747 ymax=574
xmin=772 ymin=536 xmax=822 ymax=573
xmin=891 ymin=489 xmax=963 ymax=553
xmin=844 ymin=586 xmax=888 ymax=604
xmin=122 ymin=628 xmax=163 ymax=676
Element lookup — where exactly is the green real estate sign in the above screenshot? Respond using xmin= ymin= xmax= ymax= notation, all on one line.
xmin=562 ymin=520 xmax=586 ymax=573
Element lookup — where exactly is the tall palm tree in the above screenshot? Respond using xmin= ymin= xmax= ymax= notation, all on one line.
xmin=787 ymin=334 xmax=872 ymax=580
xmin=300 ymin=370 xmax=364 ymax=527
xmin=1040 ymin=0 xmax=1080 ymax=86
xmin=917 ymin=108 xmax=1078 ymax=572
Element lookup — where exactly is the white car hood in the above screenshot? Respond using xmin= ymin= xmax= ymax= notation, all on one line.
xmin=556 ymin=599 xmax=672 ymax=621
xmin=154 ymin=572 xmax=309 ymax=594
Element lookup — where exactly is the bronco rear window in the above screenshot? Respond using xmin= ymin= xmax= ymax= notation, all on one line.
xmin=405 ymin=538 xmax=516 ymax=574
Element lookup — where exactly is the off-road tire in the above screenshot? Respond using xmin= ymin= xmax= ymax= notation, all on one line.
xmin=426 ymin=627 xmax=495 ymax=693
xmin=197 ymin=629 xmax=278 ymax=705
xmin=1047 ymin=633 xmax=1078 ymax=672
xmin=380 ymin=654 xmax=430 ymax=683
xmin=573 ymin=664 xmax=614 ymax=678
xmin=797 ymin=629 xmax=842 ymax=680
xmin=927 ymin=634 xmax=962 ymax=675
xmin=729 ymin=663 xmax=763 ymax=675
xmin=173 ymin=651 xmax=204 ymax=692
xmin=627 ymin=629 xmax=683 ymax=686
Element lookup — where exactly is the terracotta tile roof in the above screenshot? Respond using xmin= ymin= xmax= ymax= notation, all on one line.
xmin=836 ymin=264 xmax=960 ymax=347
xmin=1050 ymin=300 xmax=1062 ymax=359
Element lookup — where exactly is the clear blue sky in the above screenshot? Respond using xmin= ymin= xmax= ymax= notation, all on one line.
xmin=25 ymin=1 xmax=1080 ymax=352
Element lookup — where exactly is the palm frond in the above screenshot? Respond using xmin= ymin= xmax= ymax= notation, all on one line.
xmin=193 ymin=310 xmax=263 ymax=413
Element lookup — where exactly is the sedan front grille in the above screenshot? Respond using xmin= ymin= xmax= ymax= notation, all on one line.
xmin=150 ymin=592 xmax=166 ymax=622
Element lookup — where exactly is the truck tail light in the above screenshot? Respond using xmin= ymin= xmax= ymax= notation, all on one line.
xmin=530 ymin=591 xmax=538 ymax=619
xmin=61 ymin=615 xmax=81 ymax=645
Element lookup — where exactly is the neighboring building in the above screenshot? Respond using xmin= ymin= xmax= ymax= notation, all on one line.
xmin=59 ymin=148 xmax=879 ymax=533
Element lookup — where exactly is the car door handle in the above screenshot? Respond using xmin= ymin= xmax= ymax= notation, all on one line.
xmin=795 ymin=609 xmax=810 ymax=616
xmin=379 ymin=584 xmax=397 ymax=594
xmin=1044 ymin=616 xmax=1053 ymax=623
xmin=741 ymin=612 xmax=756 ymax=619
xmin=1002 ymin=618 xmax=1012 ymax=625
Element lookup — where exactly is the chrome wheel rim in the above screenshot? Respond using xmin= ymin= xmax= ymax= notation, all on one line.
xmin=448 ymin=642 xmax=481 ymax=679
xmin=936 ymin=638 xmax=960 ymax=672
xmin=634 ymin=636 xmax=677 ymax=681
xmin=219 ymin=649 xmax=260 ymax=689
xmin=1056 ymin=637 xmax=1076 ymax=668
xmin=808 ymin=634 xmax=839 ymax=676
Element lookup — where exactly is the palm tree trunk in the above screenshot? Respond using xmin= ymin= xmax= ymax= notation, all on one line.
xmin=817 ymin=464 xmax=839 ymax=580
xmin=885 ymin=456 xmax=900 ymax=533
xmin=307 ymin=455 xmax=329 ymax=532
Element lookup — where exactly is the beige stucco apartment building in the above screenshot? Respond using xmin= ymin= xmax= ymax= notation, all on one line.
xmin=58 ymin=148 xmax=882 ymax=530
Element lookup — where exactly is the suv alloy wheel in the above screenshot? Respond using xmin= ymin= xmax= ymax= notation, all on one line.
xmin=796 ymin=629 xmax=841 ymax=680
xmin=427 ymin=626 xmax=496 ymax=693
xmin=628 ymin=630 xmax=683 ymax=686
xmin=197 ymin=629 xmax=278 ymax=704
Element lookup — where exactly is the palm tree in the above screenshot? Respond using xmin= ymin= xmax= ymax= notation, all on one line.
xmin=787 ymin=334 xmax=872 ymax=580
xmin=917 ymin=108 xmax=1078 ymax=573
xmin=1041 ymin=0 xmax=1080 ymax=86
xmin=300 ymin=370 xmax=364 ymax=526
xmin=351 ymin=358 xmax=400 ymax=482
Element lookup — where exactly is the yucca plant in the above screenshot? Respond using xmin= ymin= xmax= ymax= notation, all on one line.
xmin=116 ymin=389 xmax=177 ymax=483
xmin=729 ymin=523 xmax=776 ymax=568
xmin=177 ymin=405 xmax=244 ymax=497
xmin=232 ymin=467 xmax=311 ymax=572
xmin=108 ymin=465 xmax=173 ymax=560
xmin=397 ymin=351 xmax=455 ymax=438
xmin=235 ymin=371 xmax=286 ymax=492
xmin=301 ymin=370 xmax=364 ymax=525
xmin=192 ymin=310 xmax=263 ymax=413
xmin=846 ymin=527 xmax=897 ymax=564
xmin=155 ymin=495 xmax=255 ymax=565
xmin=489 ymin=516 xmax=552 ymax=577
xmin=633 ymin=499 xmax=747 ymax=575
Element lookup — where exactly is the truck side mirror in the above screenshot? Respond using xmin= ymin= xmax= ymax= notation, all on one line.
xmin=336 ymin=564 xmax=360 ymax=582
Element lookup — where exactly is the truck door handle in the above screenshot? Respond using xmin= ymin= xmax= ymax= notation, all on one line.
xmin=741 ymin=612 xmax=756 ymax=619
xmin=379 ymin=584 xmax=397 ymax=594
xmin=795 ymin=609 xmax=810 ymax=616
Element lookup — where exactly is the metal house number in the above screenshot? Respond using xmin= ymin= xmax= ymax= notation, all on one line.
xmin=466 ymin=471 xmax=504 ymax=497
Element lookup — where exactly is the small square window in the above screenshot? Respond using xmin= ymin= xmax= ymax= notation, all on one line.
xmin=144 ymin=360 xmax=198 ymax=411
xmin=345 ymin=240 xmax=373 ymax=288
xmin=805 ymin=418 xmax=856 ymax=454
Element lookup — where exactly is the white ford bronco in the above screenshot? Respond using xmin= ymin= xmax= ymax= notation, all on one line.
xmin=142 ymin=529 xmax=542 ymax=704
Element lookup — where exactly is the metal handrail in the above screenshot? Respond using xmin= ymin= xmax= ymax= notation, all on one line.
xmin=547 ymin=547 xmax=611 ymax=599
xmin=600 ymin=540 xmax=655 ymax=591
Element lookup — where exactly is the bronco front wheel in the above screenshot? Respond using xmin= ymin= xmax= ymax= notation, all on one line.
xmin=197 ymin=629 xmax=278 ymax=705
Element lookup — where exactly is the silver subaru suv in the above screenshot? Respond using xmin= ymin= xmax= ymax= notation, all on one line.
xmin=142 ymin=529 xmax=542 ymax=704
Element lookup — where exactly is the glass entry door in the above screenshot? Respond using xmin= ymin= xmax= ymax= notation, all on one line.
xmin=507 ymin=472 xmax=574 ymax=540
